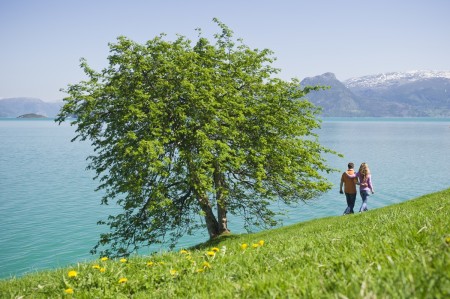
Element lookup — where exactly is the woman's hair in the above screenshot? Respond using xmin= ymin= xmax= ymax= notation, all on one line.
xmin=359 ymin=163 xmax=370 ymax=182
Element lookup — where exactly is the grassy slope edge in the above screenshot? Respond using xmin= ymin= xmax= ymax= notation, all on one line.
xmin=1 ymin=188 xmax=449 ymax=298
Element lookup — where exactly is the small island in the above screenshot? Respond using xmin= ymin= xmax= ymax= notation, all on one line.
xmin=17 ymin=113 xmax=48 ymax=119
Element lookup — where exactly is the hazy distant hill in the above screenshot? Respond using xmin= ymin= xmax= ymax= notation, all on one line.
xmin=0 ymin=98 xmax=62 ymax=118
xmin=302 ymin=71 xmax=450 ymax=117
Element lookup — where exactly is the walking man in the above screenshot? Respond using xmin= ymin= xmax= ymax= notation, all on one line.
xmin=339 ymin=162 xmax=358 ymax=214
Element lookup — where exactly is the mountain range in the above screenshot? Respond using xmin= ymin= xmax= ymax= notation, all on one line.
xmin=301 ymin=70 xmax=450 ymax=117
xmin=0 ymin=97 xmax=62 ymax=118
xmin=1 ymin=70 xmax=450 ymax=117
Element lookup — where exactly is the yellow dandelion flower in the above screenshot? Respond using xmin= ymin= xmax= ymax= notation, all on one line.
xmin=101 ymin=257 xmax=108 ymax=261
xmin=252 ymin=243 xmax=259 ymax=248
xmin=446 ymin=236 xmax=450 ymax=244
xmin=203 ymin=261 xmax=211 ymax=269
xmin=120 ymin=258 xmax=127 ymax=263
xmin=196 ymin=268 xmax=204 ymax=273
xmin=258 ymin=240 xmax=265 ymax=246
xmin=241 ymin=243 xmax=248 ymax=250
xmin=68 ymin=270 xmax=77 ymax=278
xmin=170 ymin=269 xmax=178 ymax=276
xmin=92 ymin=264 xmax=100 ymax=269
xmin=64 ymin=288 xmax=74 ymax=294
xmin=206 ymin=251 xmax=215 ymax=257
xmin=180 ymin=249 xmax=189 ymax=254
xmin=118 ymin=277 xmax=128 ymax=284
xmin=147 ymin=261 xmax=154 ymax=266
xmin=159 ymin=262 xmax=165 ymax=265
xmin=211 ymin=247 xmax=220 ymax=252
xmin=100 ymin=267 xmax=106 ymax=273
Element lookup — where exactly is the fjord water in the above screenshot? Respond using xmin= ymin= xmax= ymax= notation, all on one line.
xmin=1 ymin=118 xmax=449 ymax=279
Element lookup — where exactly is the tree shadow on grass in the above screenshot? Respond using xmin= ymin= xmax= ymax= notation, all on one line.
xmin=188 ymin=233 xmax=243 ymax=251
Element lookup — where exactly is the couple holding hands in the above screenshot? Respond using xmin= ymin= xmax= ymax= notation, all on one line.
xmin=339 ymin=162 xmax=375 ymax=214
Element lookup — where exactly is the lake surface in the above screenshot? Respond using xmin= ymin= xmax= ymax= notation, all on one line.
xmin=1 ymin=118 xmax=450 ymax=279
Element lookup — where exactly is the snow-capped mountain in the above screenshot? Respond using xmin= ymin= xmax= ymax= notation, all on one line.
xmin=344 ymin=70 xmax=450 ymax=89
xmin=302 ymin=71 xmax=450 ymax=117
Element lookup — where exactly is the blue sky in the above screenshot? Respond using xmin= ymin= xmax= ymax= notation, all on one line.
xmin=1 ymin=0 xmax=449 ymax=102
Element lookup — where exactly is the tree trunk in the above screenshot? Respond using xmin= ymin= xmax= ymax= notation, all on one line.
xmin=214 ymin=162 xmax=230 ymax=234
xmin=189 ymin=157 xmax=220 ymax=239
xmin=217 ymin=201 xmax=229 ymax=234
xmin=198 ymin=194 xmax=220 ymax=239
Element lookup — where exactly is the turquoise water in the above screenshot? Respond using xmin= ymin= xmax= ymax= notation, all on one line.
xmin=1 ymin=118 xmax=450 ymax=279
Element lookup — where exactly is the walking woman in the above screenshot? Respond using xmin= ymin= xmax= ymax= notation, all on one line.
xmin=356 ymin=162 xmax=375 ymax=212
xmin=346 ymin=162 xmax=375 ymax=212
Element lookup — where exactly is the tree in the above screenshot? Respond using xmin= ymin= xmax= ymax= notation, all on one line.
xmin=56 ymin=19 xmax=339 ymax=257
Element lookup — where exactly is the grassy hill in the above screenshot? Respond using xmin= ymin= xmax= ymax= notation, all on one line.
xmin=1 ymin=188 xmax=449 ymax=298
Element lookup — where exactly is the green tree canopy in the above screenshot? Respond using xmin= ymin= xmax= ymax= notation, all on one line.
xmin=56 ymin=19 xmax=339 ymax=257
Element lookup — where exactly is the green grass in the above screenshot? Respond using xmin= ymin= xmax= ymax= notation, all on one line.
xmin=1 ymin=189 xmax=449 ymax=298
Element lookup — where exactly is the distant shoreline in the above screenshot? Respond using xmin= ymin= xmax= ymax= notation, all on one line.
xmin=17 ymin=113 xmax=48 ymax=119
xmin=1 ymin=116 xmax=450 ymax=121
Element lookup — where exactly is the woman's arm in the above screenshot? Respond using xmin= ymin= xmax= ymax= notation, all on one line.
xmin=367 ymin=176 xmax=374 ymax=193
